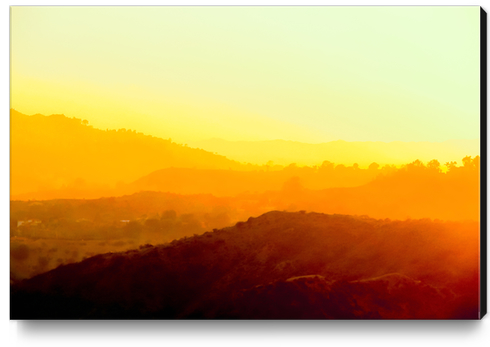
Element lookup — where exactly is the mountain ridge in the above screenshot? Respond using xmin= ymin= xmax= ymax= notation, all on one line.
xmin=189 ymin=137 xmax=480 ymax=167
xmin=10 ymin=109 xmax=247 ymax=196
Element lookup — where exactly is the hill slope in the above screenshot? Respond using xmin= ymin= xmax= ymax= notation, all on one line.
xmin=11 ymin=211 xmax=479 ymax=319
xmin=10 ymin=109 xmax=245 ymax=196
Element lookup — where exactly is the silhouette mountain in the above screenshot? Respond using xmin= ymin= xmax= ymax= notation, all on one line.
xmin=10 ymin=109 xmax=245 ymax=197
xmin=11 ymin=211 xmax=479 ymax=319
xmin=11 ymin=109 xmax=479 ymax=202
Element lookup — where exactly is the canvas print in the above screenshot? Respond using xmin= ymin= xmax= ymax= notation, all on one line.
xmin=10 ymin=6 xmax=485 ymax=319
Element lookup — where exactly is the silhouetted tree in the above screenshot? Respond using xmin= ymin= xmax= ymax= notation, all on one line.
xmin=445 ymin=161 xmax=458 ymax=173
xmin=473 ymin=155 xmax=480 ymax=168
xmin=335 ymin=164 xmax=347 ymax=172
xmin=462 ymin=156 xmax=473 ymax=168
xmin=427 ymin=159 xmax=441 ymax=172
xmin=369 ymin=162 xmax=380 ymax=170
xmin=462 ymin=155 xmax=480 ymax=171
xmin=320 ymin=161 xmax=335 ymax=171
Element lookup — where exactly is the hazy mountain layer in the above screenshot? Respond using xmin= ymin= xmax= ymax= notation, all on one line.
xmin=10 ymin=157 xmax=479 ymax=282
xmin=189 ymin=138 xmax=480 ymax=167
xmin=10 ymin=110 xmax=245 ymax=196
xmin=118 ymin=158 xmax=481 ymax=221
xmin=11 ymin=109 xmax=479 ymax=201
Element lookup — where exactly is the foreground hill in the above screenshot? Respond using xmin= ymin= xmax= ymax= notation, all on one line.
xmin=11 ymin=211 xmax=479 ymax=319
xmin=10 ymin=109 xmax=245 ymax=197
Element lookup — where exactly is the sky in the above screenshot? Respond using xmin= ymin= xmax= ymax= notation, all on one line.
xmin=10 ymin=6 xmax=480 ymax=144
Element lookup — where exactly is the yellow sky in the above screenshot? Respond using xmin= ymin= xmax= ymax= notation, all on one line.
xmin=10 ymin=6 xmax=480 ymax=144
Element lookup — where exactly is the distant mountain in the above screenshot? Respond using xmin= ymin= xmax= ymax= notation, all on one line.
xmin=11 ymin=110 xmax=480 ymax=201
xmin=126 ymin=166 xmax=379 ymax=197
xmin=11 ymin=211 xmax=479 ymax=319
xmin=11 ymin=155 xmax=479 ymax=222
xmin=10 ymin=110 xmax=245 ymax=197
xmin=125 ymin=160 xmax=479 ymax=221
xmin=189 ymin=138 xmax=480 ymax=167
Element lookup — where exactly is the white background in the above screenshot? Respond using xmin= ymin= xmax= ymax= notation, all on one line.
xmin=2 ymin=1 xmax=490 ymax=346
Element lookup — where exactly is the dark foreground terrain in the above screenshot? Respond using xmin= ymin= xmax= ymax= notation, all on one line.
xmin=11 ymin=211 xmax=480 ymax=319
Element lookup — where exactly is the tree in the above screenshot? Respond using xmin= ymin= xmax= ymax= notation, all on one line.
xmin=462 ymin=156 xmax=473 ymax=168
xmin=369 ymin=162 xmax=380 ymax=170
xmin=427 ymin=159 xmax=441 ymax=172
xmin=462 ymin=155 xmax=479 ymax=170
xmin=320 ymin=161 xmax=334 ymax=171
xmin=284 ymin=163 xmax=298 ymax=172
xmin=473 ymin=155 xmax=480 ymax=169
xmin=380 ymin=164 xmax=397 ymax=176
xmin=406 ymin=159 xmax=425 ymax=172
xmin=445 ymin=161 xmax=458 ymax=173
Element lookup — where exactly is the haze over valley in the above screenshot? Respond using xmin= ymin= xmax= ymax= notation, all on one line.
xmin=10 ymin=6 xmax=482 ymax=320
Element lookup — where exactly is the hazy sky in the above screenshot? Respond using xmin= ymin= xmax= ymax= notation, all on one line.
xmin=11 ymin=6 xmax=480 ymax=143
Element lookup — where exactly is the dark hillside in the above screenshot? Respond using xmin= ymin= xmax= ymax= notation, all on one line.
xmin=11 ymin=211 xmax=479 ymax=319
